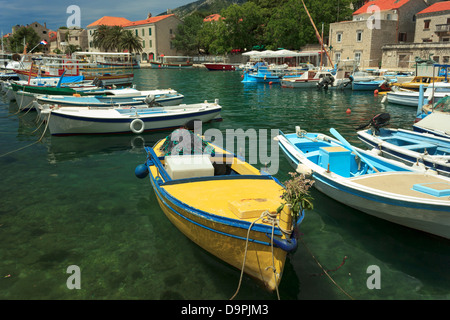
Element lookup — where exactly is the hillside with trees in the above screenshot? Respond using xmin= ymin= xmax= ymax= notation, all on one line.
xmin=171 ymin=0 xmax=358 ymax=55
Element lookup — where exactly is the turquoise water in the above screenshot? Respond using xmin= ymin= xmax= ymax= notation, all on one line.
xmin=1 ymin=68 xmax=449 ymax=300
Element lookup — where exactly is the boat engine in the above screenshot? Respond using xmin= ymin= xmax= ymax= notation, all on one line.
xmin=144 ymin=94 xmax=163 ymax=107
xmin=356 ymin=113 xmax=390 ymax=134
xmin=317 ymin=74 xmax=335 ymax=90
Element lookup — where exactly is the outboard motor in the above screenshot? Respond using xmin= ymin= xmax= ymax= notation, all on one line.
xmin=145 ymin=94 xmax=163 ymax=107
xmin=356 ymin=113 xmax=390 ymax=134
xmin=317 ymin=74 xmax=334 ymax=90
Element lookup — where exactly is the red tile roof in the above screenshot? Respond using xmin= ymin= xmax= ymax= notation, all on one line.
xmin=122 ymin=14 xmax=175 ymax=27
xmin=353 ymin=0 xmax=411 ymax=15
xmin=87 ymin=16 xmax=131 ymax=28
xmin=417 ymin=1 xmax=450 ymax=15
xmin=204 ymin=14 xmax=224 ymax=22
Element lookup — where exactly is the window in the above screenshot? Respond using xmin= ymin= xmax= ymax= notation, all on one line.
xmin=398 ymin=33 xmax=407 ymax=42
xmin=148 ymin=28 xmax=152 ymax=36
xmin=356 ymin=30 xmax=363 ymax=42
xmin=443 ymin=38 xmax=450 ymax=42
xmin=335 ymin=52 xmax=341 ymax=62
xmin=336 ymin=32 xmax=342 ymax=43
xmin=424 ymin=19 xmax=431 ymax=29
xmin=433 ymin=56 xmax=439 ymax=63
xmin=135 ymin=29 xmax=138 ymax=36
xmin=355 ymin=52 xmax=361 ymax=62
xmin=422 ymin=38 xmax=432 ymax=42
xmin=170 ymin=29 xmax=173 ymax=35
xmin=142 ymin=29 xmax=144 ymax=36
xmin=443 ymin=56 xmax=449 ymax=63
xmin=386 ymin=13 xmax=391 ymax=20
xmin=142 ymin=40 xmax=145 ymax=48
xmin=149 ymin=40 xmax=152 ymax=48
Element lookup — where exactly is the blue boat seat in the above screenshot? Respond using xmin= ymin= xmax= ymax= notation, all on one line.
xmin=402 ymin=143 xmax=437 ymax=154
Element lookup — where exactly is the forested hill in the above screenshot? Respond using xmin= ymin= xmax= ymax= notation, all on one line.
xmin=160 ymin=0 xmax=367 ymax=20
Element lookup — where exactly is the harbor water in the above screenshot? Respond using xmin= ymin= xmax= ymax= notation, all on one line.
xmin=0 ymin=68 xmax=449 ymax=300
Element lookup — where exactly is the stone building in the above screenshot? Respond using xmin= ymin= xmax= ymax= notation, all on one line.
xmin=86 ymin=14 xmax=182 ymax=61
xmin=329 ymin=0 xmax=431 ymax=69
xmin=12 ymin=21 xmax=53 ymax=53
xmin=122 ymin=14 xmax=183 ymax=61
xmin=381 ymin=1 xmax=450 ymax=69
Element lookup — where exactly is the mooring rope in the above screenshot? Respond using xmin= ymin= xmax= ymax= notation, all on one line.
xmin=299 ymin=237 xmax=355 ymax=300
xmin=230 ymin=210 xmax=280 ymax=300
xmin=0 ymin=111 xmax=50 ymax=158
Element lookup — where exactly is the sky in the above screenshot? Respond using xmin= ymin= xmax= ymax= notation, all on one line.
xmin=0 ymin=0 xmax=193 ymax=35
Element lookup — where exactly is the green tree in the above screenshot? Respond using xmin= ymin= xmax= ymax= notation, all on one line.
xmin=105 ymin=26 xmax=124 ymax=51
xmin=118 ymin=30 xmax=143 ymax=54
xmin=92 ymin=25 xmax=110 ymax=51
xmin=173 ymin=13 xmax=205 ymax=54
xmin=7 ymin=26 xmax=40 ymax=53
xmin=220 ymin=2 xmax=265 ymax=51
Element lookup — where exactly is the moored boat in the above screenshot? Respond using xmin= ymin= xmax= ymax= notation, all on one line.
xmin=277 ymin=127 xmax=450 ymax=239
xmin=150 ymin=56 xmax=193 ymax=69
xmin=135 ymin=129 xmax=309 ymax=291
xmin=281 ymin=70 xmax=335 ymax=89
xmin=357 ymin=127 xmax=450 ymax=177
xmin=43 ymin=100 xmax=222 ymax=135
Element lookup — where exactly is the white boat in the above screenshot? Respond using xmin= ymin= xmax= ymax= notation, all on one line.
xmin=281 ymin=70 xmax=335 ymax=88
xmin=413 ymin=112 xmax=450 ymax=139
xmin=277 ymin=127 xmax=450 ymax=239
xmin=42 ymin=100 xmax=222 ymax=135
xmin=36 ymin=88 xmax=184 ymax=107
xmin=357 ymin=127 xmax=450 ymax=177
xmin=387 ymin=82 xmax=450 ymax=107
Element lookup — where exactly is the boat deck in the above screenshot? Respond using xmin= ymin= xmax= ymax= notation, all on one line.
xmin=349 ymin=172 xmax=450 ymax=201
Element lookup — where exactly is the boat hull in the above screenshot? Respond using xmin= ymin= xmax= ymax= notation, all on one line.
xmin=278 ymin=133 xmax=450 ymax=239
xmin=47 ymin=103 xmax=222 ymax=135
xmin=352 ymin=81 xmax=385 ymax=91
xmin=150 ymin=176 xmax=288 ymax=291
xmin=142 ymin=140 xmax=301 ymax=291
xmin=204 ymin=63 xmax=238 ymax=71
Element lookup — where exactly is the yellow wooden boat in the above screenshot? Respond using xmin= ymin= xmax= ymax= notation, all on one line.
xmin=135 ymin=130 xmax=305 ymax=292
xmin=393 ymin=76 xmax=445 ymax=91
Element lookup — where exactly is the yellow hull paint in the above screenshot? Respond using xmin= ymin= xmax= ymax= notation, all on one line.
xmin=147 ymin=139 xmax=296 ymax=291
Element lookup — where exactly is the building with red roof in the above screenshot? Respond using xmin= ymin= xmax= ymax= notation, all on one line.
xmin=86 ymin=13 xmax=182 ymax=62
xmin=329 ymin=0 xmax=431 ymax=69
xmin=382 ymin=1 xmax=450 ymax=69
xmin=414 ymin=1 xmax=450 ymax=44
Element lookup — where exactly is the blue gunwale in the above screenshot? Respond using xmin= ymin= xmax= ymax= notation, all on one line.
xmin=144 ymin=144 xmax=303 ymax=243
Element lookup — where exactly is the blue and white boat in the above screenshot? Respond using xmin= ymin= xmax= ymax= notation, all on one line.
xmin=387 ymin=82 xmax=450 ymax=107
xmin=350 ymin=71 xmax=395 ymax=91
xmin=242 ymin=65 xmax=283 ymax=83
xmin=35 ymin=89 xmax=184 ymax=108
xmin=357 ymin=127 xmax=450 ymax=177
xmin=277 ymin=127 xmax=450 ymax=239
xmin=44 ymin=99 xmax=222 ymax=136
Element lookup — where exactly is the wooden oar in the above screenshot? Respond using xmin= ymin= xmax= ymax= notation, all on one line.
xmin=329 ymin=128 xmax=379 ymax=173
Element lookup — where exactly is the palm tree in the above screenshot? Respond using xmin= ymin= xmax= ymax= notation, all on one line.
xmin=118 ymin=30 xmax=143 ymax=55
xmin=105 ymin=26 xmax=124 ymax=52
xmin=92 ymin=25 xmax=110 ymax=51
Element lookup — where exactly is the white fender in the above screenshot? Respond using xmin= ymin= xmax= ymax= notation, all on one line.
xmin=130 ymin=118 xmax=145 ymax=134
